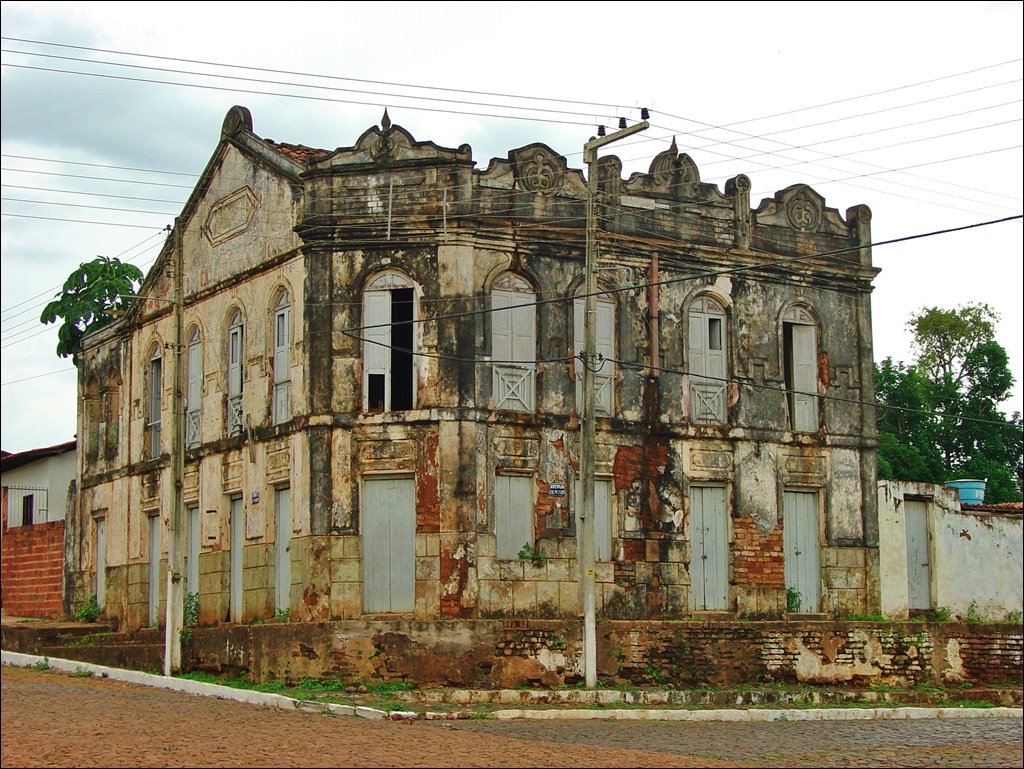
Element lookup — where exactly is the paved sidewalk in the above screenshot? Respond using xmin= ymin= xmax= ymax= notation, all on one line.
xmin=4 ymin=650 xmax=1021 ymax=723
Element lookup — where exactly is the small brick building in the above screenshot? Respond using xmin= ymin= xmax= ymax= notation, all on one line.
xmin=1 ymin=440 xmax=75 ymax=618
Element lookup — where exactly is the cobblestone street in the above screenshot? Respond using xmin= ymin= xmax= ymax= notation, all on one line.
xmin=2 ymin=666 xmax=1022 ymax=768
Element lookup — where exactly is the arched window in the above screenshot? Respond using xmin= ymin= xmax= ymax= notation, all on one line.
xmin=782 ymin=305 xmax=818 ymax=432
xmin=363 ymin=271 xmax=415 ymax=412
xmin=146 ymin=344 xmax=163 ymax=459
xmin=491 ymin=273 xmax=536 ymax=412
xmin=227 ymin=310 xmax=244 ymax=436
xmin=689 ymin=296 xmax=728 ymax=423
xmin=185 ymin=326 xmax=202 ymax=448
xmin=272 ymin=290 xmax=292 ymax=424
xmin=573 ymin=291 xmax=616 ymax=416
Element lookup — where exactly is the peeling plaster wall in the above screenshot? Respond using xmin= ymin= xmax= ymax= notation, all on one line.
xmin=69 ymin=108 xmax=883 ymax=632
xmin=879 ymin=481 xmax=1023 ymax=620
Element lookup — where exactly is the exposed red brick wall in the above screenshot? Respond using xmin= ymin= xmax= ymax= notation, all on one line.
xmin=1 ymin=520 xmax=65 ymax=618
xmin=732 ymin=515 xmax=784 ymax=588
xmin=415 ymin=430 xmax=440 ymax=534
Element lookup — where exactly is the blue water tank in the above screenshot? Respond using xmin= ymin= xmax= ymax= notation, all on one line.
xmin=945 ymin=478 xmax=986 ymax=504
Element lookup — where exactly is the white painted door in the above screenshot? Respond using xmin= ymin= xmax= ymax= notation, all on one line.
xmin=905 ymin=499 xmax=931 ymax=611
xmin=275 ymin=487 xmax=292 ymax=614
xmin=783 ymin=490 xmax=820 ymax=612
xmin=148 ymin=514 xmax=161 ymax=627
xmin=496 ymin=475 xmax=534 ymax=560
xmin=575 ymin=478 xmax=613 ymax=561
xmin=689 ymin=486 xmax=729 ymax=611
xmin=95 ymin=518 xmax=106 ymax=608
xmin=230 ymin=496 xmax=244 ymax=623
xmin=186 ymin=505 xmax=200 ymax=596
xmin=362 ymin=478 xmax=415 ymax=613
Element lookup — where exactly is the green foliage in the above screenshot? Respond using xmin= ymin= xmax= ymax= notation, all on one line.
xmin=273 ymin=608 xmax=290 ymax=622
xmin=75 ymin=595 xmax=102 ymax=623
xmin=177 ymin=671 xmax=285 ymax=693
xmin=876 ymin=304 xmax=1022 ymax=503
xmin=40 ymin=255 xmax=145 ymax=364
xmin=31 ymin=657 xmax=51 ymax=671
xmin=179 ymin=592 xmax=200 ymax=645
xmin=517 ymin=542 xmax=547 ymax=566
xmin=1004 ymin=610 xmax=1023 ymax=624
xmin=965 ymin=601 xmax=982 ymax=624
xmin=364 ymin=680 xmax=414 ymax=694
xmin=841 ymin=613 xmax=886 ymax=623
xmin=73 ymin=667 xmax=94 ymax=678
xmin=295 ymin=677 xmax=346 ymax=692
xmin=785 ymin=587 xmax=802 ymax=613
xmin=184 ymin=592 xmax=200 ymax=626
xmin=547 ymin=633 xmax=567 ymax=650
xmin=929 ymin=606 xmax=952 ymax=623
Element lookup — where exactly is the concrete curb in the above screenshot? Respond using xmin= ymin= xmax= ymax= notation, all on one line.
xmin=4 ymin=651 xmax=1021 ymax=722
xmin=1 ymin=651 xmax=380 ymax=720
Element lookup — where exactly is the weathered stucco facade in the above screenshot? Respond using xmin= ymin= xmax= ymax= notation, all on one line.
xmin=878 ymin=480 xmax=1023 ymax=621
xmin=70 ymin=105 xmax=881 ymax=632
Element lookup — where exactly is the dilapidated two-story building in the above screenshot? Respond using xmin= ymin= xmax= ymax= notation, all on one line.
xmin=69 ymin=105 xmax=880 ymax=632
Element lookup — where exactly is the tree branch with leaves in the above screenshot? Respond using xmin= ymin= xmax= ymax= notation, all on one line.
xmin=40 ymin=256 xmax=144 ymax=364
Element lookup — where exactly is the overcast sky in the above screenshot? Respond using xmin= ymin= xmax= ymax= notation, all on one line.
xmin=2 ymin=1 xmax=1022 ymax=454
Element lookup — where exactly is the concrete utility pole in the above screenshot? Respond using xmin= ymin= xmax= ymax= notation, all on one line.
xmin=164 ymin=216 xmax=185 ymax=675
xmin=580 ymin=119 xmax=648 ymax=688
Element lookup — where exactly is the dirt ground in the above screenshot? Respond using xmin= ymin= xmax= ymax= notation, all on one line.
xmin=0 ymin=665 xmax=722 ymax=768
xmin=3 ymin=665 xmax=1022 ymax=768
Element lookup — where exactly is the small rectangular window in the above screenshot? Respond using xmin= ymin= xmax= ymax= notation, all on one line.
xmin=708 ymin=317 xmax=722 ymax=351
xmin=22 ymin=494 xmax=35 ymax=526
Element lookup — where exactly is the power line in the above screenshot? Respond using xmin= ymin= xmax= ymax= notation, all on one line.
xmin=0 ymin=367 xmax=74 ymax=387
xmin=0 ymin=36 xmax=638 ymax=112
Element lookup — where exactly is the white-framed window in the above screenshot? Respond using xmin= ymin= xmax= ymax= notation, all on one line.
xmin=227 ymin=310 xmax=244 ymax=436
xmin=689 ymin=295 xmax=728 ymax=423
xmin=147 ymin=344 xmax=162 ymax=459
xmin=491 ymin=273 xmax=536 ymax=412
xmin=272 ymin=290 xmax=292 ymax=424
xmin=573 ymin=293 xmax=615 ymax=416
xmin=186 ymin=326 xmax=202 ymax=448
xmin=782 ymin=306 xmax=818 ymax=432
xmin=495 ymin=474 xmax=534 ymax=560
xmin=363 ymin=271 xmax=415 ymax=412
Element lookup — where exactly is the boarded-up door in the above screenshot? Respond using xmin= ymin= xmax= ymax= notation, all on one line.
xmin=362 ymin=478 xmax=415 ymax=613
xmin=229 ymin=497 xmax=243 ymax=623
xmin=95 ymin=518 xmax=106 ymax=608
xmin=574 ymin=478 xmax=613 ymax=562
xmin=496 ymin=475 xmax=534 ymax=560
xmin=905 ymin=499 xmax=931 ymax=611
xmin=783 ymin=490 xmax=820 ymax=612
xmin=148 ymin=514 xmax=161 ymax=627
xmin=275 ymin=487 xmax=292 ymax=614
xmin=186 ymin=505 xmax=200 ymax=596
xmin=689 ymin=486 xmax=729 ymax=610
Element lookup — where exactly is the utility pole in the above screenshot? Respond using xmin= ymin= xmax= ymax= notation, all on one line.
xmin=164 ymin=216 xmax=185 ymax=675
xmin=580 ymin=118 xmax=648 ymax=688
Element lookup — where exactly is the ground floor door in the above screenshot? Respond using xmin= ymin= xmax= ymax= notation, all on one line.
xmin=689 ymin=485 xmax=729 ymax=611
xmin=362 ymin=477 xmax=415 ymax=613
xmin=905 ymin=499 xmax=932 ymax=611
xmin=783 ymin=490 xmax=820 ymax=612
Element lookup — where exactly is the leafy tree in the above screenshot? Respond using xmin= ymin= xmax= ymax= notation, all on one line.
xmin=877 ymin=303 xmax=1023 ymax=503
xmin=40 ymin=256 xmax=144 ymax=364
xmin=874 ymin=357 xmax=943 ymax=483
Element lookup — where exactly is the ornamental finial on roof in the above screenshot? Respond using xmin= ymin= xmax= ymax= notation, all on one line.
xmin=381 ymin=109 xmax=392 ymax=131
xmin=669 ymin=136 xmax=678 ymax=154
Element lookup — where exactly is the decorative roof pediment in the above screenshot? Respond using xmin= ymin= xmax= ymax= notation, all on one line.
xmin=309 ymin=111 xmax=473 ymax=170
xmin=754 ymin=184 xmax=848 ymax=235
xmin=509 ymin=143 xmax=570 ymax=196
